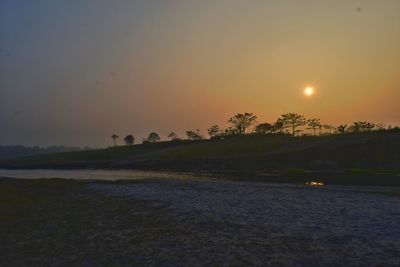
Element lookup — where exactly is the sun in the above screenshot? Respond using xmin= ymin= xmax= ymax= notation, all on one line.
xmin=304 ymin=86 xmax=314 ymax=96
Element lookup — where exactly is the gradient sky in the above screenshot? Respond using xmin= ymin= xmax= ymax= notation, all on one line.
xmin=1 ymin=0 xmax=399 ymax=147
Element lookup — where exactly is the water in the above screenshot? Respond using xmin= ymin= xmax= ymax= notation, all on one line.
xmin=0 ymin=168 xmax=196 ymax=180
xmin=1 ymin=168 xmax=399 ymax=192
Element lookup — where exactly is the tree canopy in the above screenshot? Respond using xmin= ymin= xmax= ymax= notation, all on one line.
xmin=167 ymin=132 xmax=179 ymax=141
xmin=123 ymin=135 xmax=134 ymax=145
xmin=146 ymin=132 xmax=160 ymax=143
xmin=349 ymin=121 xmax=375 ymax=132
xmin=254 ymin=123 xmax=273 ymax=134
xmin=186 ymin=129 xmax=203 ymax=140
xmin=280 ymin=113 xmax=306 ymax=136
xmin=336 ymin=124 xmax=347 ymax=134
xmin=109 ymin=113 xmax=394 ymax=146
xmin=307 ymin=118 xmax=321 ymax=136
xmin=228 ymin=113 xmax=257 ymax=135
xmin=207 ymin=125 xmax=221 ymax=138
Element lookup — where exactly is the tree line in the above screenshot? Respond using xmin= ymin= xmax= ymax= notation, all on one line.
xmin=110 ymin=113 xmax=397 ymax=146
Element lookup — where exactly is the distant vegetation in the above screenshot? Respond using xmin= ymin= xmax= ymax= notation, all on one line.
xmin=123 ymin=135 xmax=134 ymax=146
xmin=3 ymin=113 xmax=398 ymax=173
xmin=0 ymin=145 xmax=83 ymax=160
xmin=111 ymin=134 xmax=119 ymax=146
xmin=3 ymin=129 xmax=399 ymax=175
xmin=110 ymin=112 xmax=398 ymax=147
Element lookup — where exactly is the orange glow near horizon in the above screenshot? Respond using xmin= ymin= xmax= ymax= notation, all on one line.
xmin=1 ymin=1 xmax=399 ymax=146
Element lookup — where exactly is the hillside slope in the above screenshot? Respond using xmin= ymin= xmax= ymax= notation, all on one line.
xmin=1 ymin=130 xmax=399 ymax=172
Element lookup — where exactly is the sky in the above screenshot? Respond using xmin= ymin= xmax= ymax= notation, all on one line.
xmin=1 ymin=0 xmax=399 ymax=147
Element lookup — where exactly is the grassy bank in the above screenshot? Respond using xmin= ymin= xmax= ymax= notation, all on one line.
xmin=1 ymin=130 xmax=399 ymax=174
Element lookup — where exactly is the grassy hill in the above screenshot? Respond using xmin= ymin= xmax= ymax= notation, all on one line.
xmin=1 ymin=130 xmax=400 ymax=174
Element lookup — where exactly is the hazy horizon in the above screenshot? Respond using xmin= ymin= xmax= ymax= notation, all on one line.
xmin=1 ymin=0 xmax=399 ymax=147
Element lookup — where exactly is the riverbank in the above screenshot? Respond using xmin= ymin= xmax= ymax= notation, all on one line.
xmin=1 ymin=131 xmax=399 ymax=174
xmin=1 ymin=168 xmax=400 ymax=187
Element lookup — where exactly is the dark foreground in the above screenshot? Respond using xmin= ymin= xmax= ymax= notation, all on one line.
xmin=1 ymin=178 xmax=399 ymax=266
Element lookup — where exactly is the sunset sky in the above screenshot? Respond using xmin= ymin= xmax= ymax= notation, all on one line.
xmin=1 ymin=0 xmax=399 ymax=147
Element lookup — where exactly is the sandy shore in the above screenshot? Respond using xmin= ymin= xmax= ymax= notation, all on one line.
xmin=1 ymin=177 xmax=399 ymax=266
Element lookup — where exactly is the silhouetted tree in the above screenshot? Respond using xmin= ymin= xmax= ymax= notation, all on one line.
xmin=336 ymin=124 xmax=347 ymax=134
xmin=254 ymin=123 xmax=273 ymax=134
xmin=295 ymin=129 xmax=303 ymax=136
xmin=167 ymin=132 xmax=179 ymax=141
xmin=364 ymin=122 xmax=375 ymax=131
xmin=123 ymin=135 xmax=134 ymax=145
xmin=323 ymin=125 xmax=335 ymax=135
xmin=307 ymin=118 xmax=321 ymax=136
xmin=271 ymin=118 xmax=285 ymax=133
xmin=228 ymin=113 xmax=257 ymax=135
xmin=224 ymin=127 xmax=240 ymax=137
xmin=375 ymin=123 xmax=386 ymax=130
xmin=186 ymin=129 xmax=203 ymax=140
xmin=280 ymin=113 xmax=306 ymax=136
xmin=349 ymin=121 xmax=375 ymax=133
xmin=350 ymin=122 xmax=361 ymax=133
xmin=111 ymin=134 xmax=119 ymax=146
xmin=147 ymin=132 xmax=160 ymax=143
xmin=207 ymin=125 xmax=221 ymax=138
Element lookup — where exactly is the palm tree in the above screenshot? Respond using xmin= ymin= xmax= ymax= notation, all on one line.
xmin=111 ymin=134 xmax=119 ymax=146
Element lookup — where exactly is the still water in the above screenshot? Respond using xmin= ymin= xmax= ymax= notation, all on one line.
xmin=0 ymin=169 xmax=197 ymax=180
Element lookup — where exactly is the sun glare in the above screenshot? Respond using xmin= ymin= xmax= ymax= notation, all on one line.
xmin=304 ymin=87 xmax=314 ymax=96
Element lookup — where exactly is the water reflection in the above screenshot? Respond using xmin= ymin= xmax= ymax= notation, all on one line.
xmin=0 ymin=169 xmax=197 ymax=181
xmin=305 ymin=181 xmax=325 ymax=186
